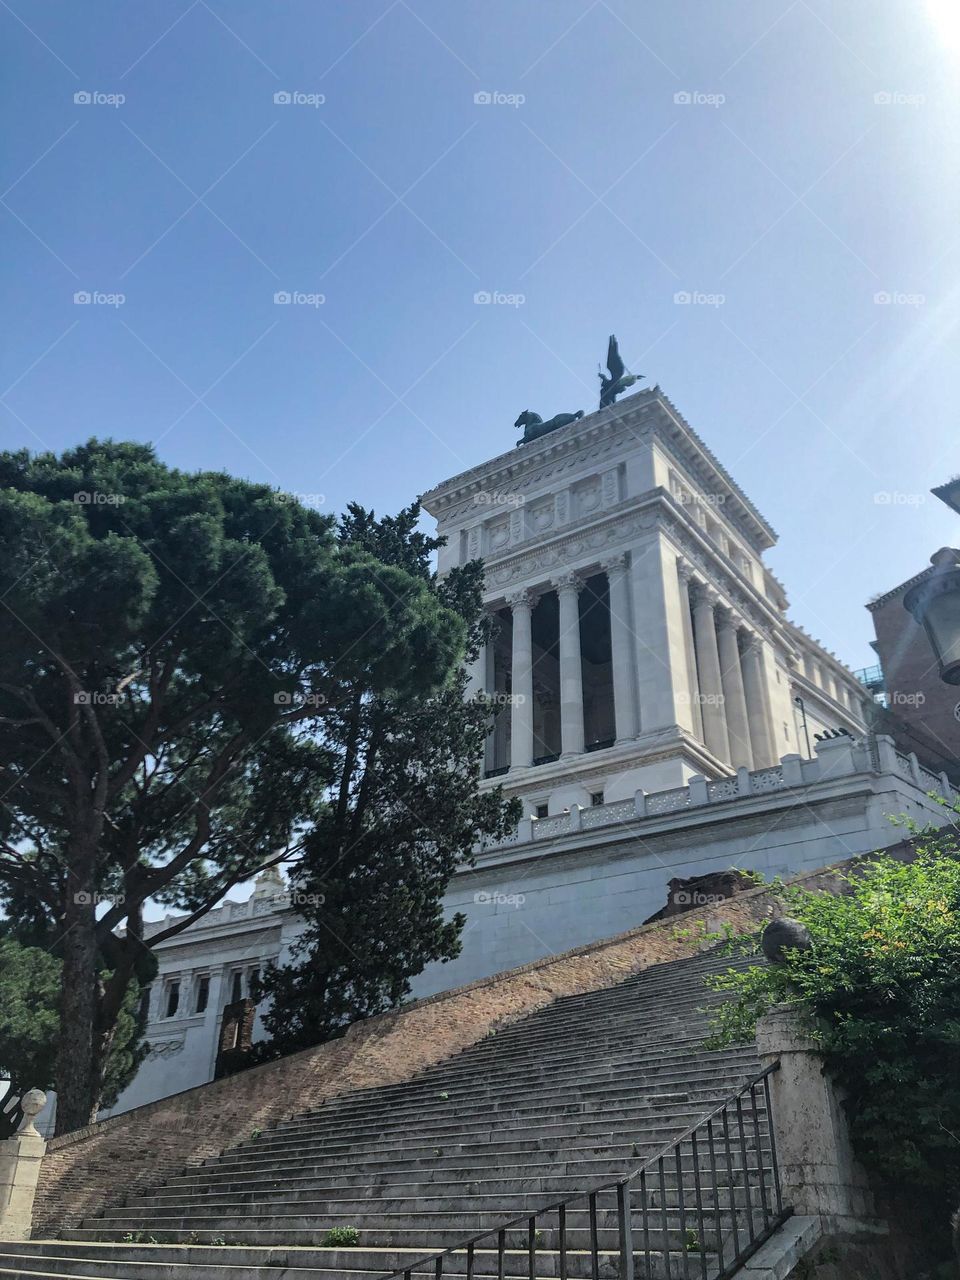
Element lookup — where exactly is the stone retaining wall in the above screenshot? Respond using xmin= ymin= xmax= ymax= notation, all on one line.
xmin=30 ymin=853 xmax=889 ymax=1238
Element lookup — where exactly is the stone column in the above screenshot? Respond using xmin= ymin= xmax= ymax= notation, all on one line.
xmin=554 ymin=573 xmax=585 ymax=759
xmin=716 ymin=608 xmax=754 ymax=770
xmin=691 ymin=587 xmax=730 ymax=764
xmin=756 ymin=1004 xmax=875 ymax=1224
xmin=0 ymin=1089 xmax=47 ymax=1241
xmin=676 ymin=561 xmax=703 ymax=740
xmin=508 ymin=590 xmax=536 ymax=771
xmin=464 ymin=641 xmax=485 ymax=699
xmin=603 ymin=554 xmax=638 ymax=743
xmin=741 ymin=633 xmax=777 ymax=767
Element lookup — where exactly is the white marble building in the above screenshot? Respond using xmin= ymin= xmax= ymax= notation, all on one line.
xmin=100 ymin=869 xmax=299 ymax=1119
xmin=426 ymin=385 xmax=869 ymax=814
xmin=103 ymin=386 xmax=956 ymax=1115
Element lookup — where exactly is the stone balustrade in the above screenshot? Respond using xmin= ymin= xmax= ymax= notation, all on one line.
xmin=478 ymin=734 xmax=956 ymax=853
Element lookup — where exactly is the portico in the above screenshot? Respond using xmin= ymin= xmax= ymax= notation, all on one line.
xmin=422 ymin=386 xmax=871 ymax=815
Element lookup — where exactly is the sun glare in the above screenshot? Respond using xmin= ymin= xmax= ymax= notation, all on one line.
xmin=926 ymin=0 xmax=960 ymax=55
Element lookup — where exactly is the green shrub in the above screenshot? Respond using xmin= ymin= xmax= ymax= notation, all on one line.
xmin=706 ymin=841 xmax=960 ymax=1220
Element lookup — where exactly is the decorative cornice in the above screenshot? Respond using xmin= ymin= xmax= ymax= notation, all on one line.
xmin=421 ymin=387 xmax=776 ymax=551
xmin=865 ymin=565 xmax=933 ymax=612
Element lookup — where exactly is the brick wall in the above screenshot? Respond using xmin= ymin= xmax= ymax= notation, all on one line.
xmin=30 ymin=856 xmax=878 ymax=1238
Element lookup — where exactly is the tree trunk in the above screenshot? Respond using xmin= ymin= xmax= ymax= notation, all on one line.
xmin=54 ymin=895 xmax=100 ymax=1135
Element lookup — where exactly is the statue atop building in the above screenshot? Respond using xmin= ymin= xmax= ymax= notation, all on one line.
xmin=598 ymin=334 xmax=642 ymax=408
xmin=514 ymin=409 xmax=584 ymax=446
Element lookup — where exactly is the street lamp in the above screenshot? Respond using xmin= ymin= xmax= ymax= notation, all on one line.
xmin=903 ymin=547 xmax=960 ymax=685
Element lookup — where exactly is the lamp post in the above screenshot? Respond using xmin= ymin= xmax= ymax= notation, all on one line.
xmin=793 ymin=694 xmax=812 ymax=758
xmin=903 ymin=547 xmax=960 ymax=686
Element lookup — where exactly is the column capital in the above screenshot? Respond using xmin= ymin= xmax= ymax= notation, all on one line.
xmin=714 ymin=604 xmax=739 ymax=633
xmin=552 ymin=571 xmax=584 ymax=595
xmin=506 ymin=588 xmax=538 ymax=612
xmin=600 ymin=552 xmax=628 ymax=579
xmin=740 ymin=630 xmax=763 ymax=655
xmin=691 ymin=584 xmax=720 ymax=611
xmin=676 ymin=557 xmax=695 ymax=584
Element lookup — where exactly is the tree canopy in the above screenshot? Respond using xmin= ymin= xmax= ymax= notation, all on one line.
xmin=0 ymin=442 xmax=469 ymax=1132
xmin=255 ymin=502 xmax=520 ymax=1055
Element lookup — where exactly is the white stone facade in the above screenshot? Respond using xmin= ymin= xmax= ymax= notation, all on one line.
xmin=409 ymin=733 xmax=954 ymax=997
xmin=423 ymin=387 xmax=870 ymax=819
xmin=97 ymin=387 xmax=952 ymax=1117
xmin=100 ymin=869 xmax=300 ymax=1118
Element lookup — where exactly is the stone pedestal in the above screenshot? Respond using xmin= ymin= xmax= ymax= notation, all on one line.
xmin=756 ymin=1004 xmax=874 ymax=1227
xmin=0 ymin=1090 xmax=47 ymax=1241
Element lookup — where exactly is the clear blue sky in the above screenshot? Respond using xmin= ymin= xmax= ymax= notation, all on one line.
xmin=3 ymin=0 xmax=959 ymax=671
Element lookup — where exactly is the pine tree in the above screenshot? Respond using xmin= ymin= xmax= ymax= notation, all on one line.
xmin=0 ymin=445 xmax=464 ymax=1132
xmin=256 ymin=503 xmax=519 ymax=1054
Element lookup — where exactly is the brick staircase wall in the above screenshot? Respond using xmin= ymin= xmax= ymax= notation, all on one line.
xmin=29 ymin=854 xmax=871 ymax=1239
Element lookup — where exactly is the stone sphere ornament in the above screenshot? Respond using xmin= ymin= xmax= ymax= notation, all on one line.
xmin=16 ymin=1088 xmax=47 ymax=1136
xmin=761 ymin=917 xmax=813 ymax=964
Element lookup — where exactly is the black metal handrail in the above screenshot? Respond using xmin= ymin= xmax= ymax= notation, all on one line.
xmin=380 ymin=1062 xmax=790 ymax=1280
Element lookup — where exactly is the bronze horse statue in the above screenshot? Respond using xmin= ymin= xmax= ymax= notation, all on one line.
xmin=514 ymin=409 xmax=584 ymax=446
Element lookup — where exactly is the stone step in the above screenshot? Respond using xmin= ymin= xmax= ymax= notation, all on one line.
xmin=146 ymin=1131 xmax=773 ymax=1187
xmin=165 ymin=1107 xmax=757 ymax=1188
xmin=144 ymin=1172 xmax=773 ymax=1208
xmin=140 ymin=1162 xmax=773 ymax=1208
xmin=269 ymin=1048 xmax=759 ymax=1132
xmin=0 ymin=1240 xmax=735 ymax=1280
xmin=206 ymin=1067 xmax=758 ymax=1157
xmin=189 ymin=1131 xmax=767 ymax=1187
xmin=210 ymin=1102 xmax=763 ymax=1167
xmin=250 ymin=1084 xmax=755 ymax=1141
xmin=95 ymin=1175 xmax=774 ymax=1222
xmin=295 ymin=1022 xmax=740 ymax=1093
xmin=85 ymin=1169 xmax=776 ymax=1238
xmin=276 ymin=1048 xmax=756 ymax=1123
xmin=54 ymin=1223 xmax=737 ymax=1274
xmin=146 ymin=1121 xmax=773 ymax=1198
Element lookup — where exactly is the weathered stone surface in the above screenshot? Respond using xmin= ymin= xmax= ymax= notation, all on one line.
xmin=0 ymin=1109 xmax=46 ymax=1241
xmin=643 ymin=867 xmax=759 ymax=922
xmin=757 ymin=1003 xmax=875 ymax=1224
xmin=761 ymin=916 xmax=813 ymax=963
